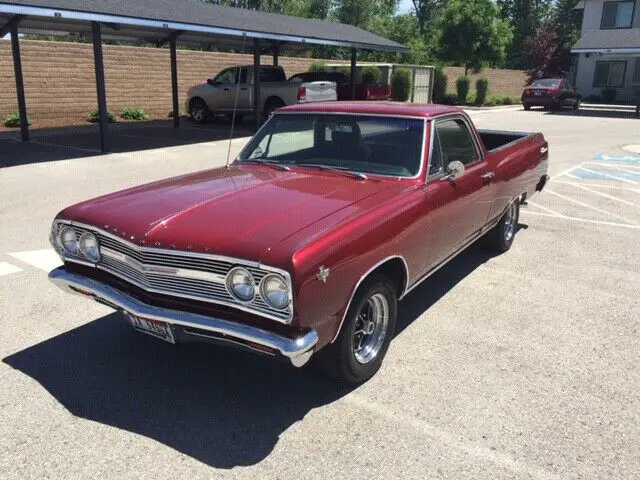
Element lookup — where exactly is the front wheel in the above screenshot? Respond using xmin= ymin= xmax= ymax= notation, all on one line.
xmin=189 ymin=98 xmax=209 ymax=124
xmin=523 ymin=103 xmax=531 ymax=111
xmin=316 ymin=274 xmax=397 ymax=384
xmin=483 ymin=198 xmax=520 ymax=254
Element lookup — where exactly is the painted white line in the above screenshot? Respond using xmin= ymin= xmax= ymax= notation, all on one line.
xmin=577 ymin=167 xmax=638 ymax=185
xmin=346 ymin=394 xmax=561 ymax=480
xmin=0 ymin=262 xmax=22 ymax=277
xmin=552 ymin=180 xmax=640 ymax=193
xmin=21 ymin=138 xmax=102 ymax=154
xmin=565 ymin=173 xmax=582 ymax=180
xmin=522 ymin=210 xmax=640 ymax=230
xmin=544 ymin=189 xmax=635 ymax=223
xmin=557 ymin=182 xmax=638 ymax=207
xmin=585 ymin=162 xmax=640 ymax=171
xmin=526 ymin=200 xmax=564 ymax=217
xmin=9 ymin=249 xmax=62 ymax=272
xmin=552 ymin=164 xmax=582 ymax=180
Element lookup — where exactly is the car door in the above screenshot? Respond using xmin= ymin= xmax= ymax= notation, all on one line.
xmin=422 ymin=116 xmax=493 ymax=271
xmin=208 ymin=67 xmax=238 ymax=111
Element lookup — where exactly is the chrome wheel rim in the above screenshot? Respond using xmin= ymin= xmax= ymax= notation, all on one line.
xmin=503 ymin=201 xmax=517 ymax=242
xmin=353 ymin=293 xmax=389 ymax=364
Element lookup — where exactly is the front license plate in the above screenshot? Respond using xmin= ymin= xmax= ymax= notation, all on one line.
xmin=533 ymin=91 xmax=542 ymax=96
xmin=126 ymin=313 xmax=175 ymax=344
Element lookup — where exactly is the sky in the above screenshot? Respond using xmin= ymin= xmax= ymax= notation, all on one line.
xmin=398 ymin=0 xmax=414 ymax=13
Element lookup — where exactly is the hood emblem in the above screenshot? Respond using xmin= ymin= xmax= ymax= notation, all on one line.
xmin=316 ymin=266 xmax=330 ymax=283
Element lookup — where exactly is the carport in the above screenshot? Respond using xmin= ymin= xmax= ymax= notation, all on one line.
xmin=0 ymin=0 xmax=407 ymax=152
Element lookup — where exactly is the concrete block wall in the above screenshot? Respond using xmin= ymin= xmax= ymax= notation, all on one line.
xmin=442 ymin=66 xmax=527 ymax=98
xmin=1 ymin=40 xmax=527 ymax=123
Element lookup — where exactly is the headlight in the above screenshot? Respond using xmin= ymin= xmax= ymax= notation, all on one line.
xmin=226 ymin=267 xmax=255 ymax=302
xmin=79 ymin=232 xmax=100 ymax=262
xmin=260 ymin=274 xmax=289 ymax=310
xmin=57 ymin=226 xmax=78 ymax=255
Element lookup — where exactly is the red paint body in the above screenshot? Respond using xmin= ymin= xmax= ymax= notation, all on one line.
xmin=56 ymin=103 xmax=548 ymax=349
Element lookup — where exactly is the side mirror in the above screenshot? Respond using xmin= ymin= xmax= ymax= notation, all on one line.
xmin=443 ymin=160 xmax=465 ymax=181
xmin=207 ymin=78 xmax=215 ymax=86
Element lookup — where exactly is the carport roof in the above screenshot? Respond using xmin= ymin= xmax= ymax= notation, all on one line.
xmin=0 ymin=0 xmax=409 ymax=52
xmin=572 ymin=29 xmax=640 ymax=55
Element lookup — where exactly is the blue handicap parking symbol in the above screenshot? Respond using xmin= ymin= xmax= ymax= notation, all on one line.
xmin=592 ymin=153 xmax=640 ymax=165
xmin=579 ymin=166 xmax=640 ymax=180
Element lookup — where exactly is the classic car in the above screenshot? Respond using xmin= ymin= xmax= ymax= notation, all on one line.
xmin=522 ymin=77 xmax=581 ymax=111
xmin=48 ymin=102 xmax=549 ymax=384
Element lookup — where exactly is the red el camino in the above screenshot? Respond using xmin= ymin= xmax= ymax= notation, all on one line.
xmin=49 ymin=102 xmax=549 ymax=384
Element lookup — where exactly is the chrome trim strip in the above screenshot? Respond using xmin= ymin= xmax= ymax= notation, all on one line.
xmin=0 ymin=4 xmax=408 ymax=52
xmin=54 ymin=220 xmax=294 ymax=324
xmin=330 ymin=255 xmax=409 ymax=343
xmin=48 ymin=267 xmax=318 ymax=367
xmin=237 ymin=112 xmax=428 ymax=180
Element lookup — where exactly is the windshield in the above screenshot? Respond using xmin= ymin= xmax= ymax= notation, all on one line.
xmin=530 ymin=79 xmax=561 ymax=88
xmin=237 ymin=114 xmax=425 ymax=177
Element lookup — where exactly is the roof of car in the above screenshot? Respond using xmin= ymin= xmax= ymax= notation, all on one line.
xmin=278 ymin=102 xmax=463 ymax=118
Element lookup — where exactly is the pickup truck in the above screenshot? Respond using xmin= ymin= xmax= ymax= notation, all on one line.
xmin=48 ymin=102 xmax=549 ymax=384
xmin=185 ymin=65 xmax=300 ymax=123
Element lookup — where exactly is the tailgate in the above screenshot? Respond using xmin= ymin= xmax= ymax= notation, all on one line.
xmin=300 ymin=81 xmax=337 ymax=103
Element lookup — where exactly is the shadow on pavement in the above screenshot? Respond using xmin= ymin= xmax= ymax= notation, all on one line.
xmin=544 ymin=108 xmax=639 ymax=120
xmin=0 ymin=119 xmax=253 ymax=168
xmin=3 ymin=238 xmax=512 ymax=467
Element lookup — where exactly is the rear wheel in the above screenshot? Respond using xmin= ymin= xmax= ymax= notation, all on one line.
xmin=483 ymin=198 xmax=520 ymax=254
xmin=523 ymin=103 xmax=531 ymax=111
xmin=189 ymin=98 xmax=208 ymax=124
xmin=315 ymin=274 xmax=397 ymax=385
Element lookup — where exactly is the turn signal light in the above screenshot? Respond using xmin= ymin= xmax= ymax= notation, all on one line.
xmin=297 ymin=86 xmax=306 ymax=102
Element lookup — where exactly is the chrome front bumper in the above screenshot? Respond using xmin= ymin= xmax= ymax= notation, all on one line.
xmin=48 ymin=267 xmax=318 ymax=367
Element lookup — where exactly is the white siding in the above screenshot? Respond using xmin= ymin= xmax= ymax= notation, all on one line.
xmin=575 ymin=53 xmax=640 ymax=100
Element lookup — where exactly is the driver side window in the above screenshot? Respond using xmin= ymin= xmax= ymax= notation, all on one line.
xmin=215 ymin=69 xmax=237 ymax=85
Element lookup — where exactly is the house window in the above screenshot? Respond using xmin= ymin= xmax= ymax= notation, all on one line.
xmin=633 ymin=58 xmax=640 ymax=85
xmin=601 ymin=1 xmax=635 ymax=29
xmin=593 ymin=61 xmax=627 ymax=88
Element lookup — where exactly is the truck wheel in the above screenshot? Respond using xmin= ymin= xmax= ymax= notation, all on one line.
xmin=573 ymin=100 xmax=580 ymax=111
xmin=483 ymin=198 xmax=520 ymax=254
xmin=263 ymin=98 xmax=285 ymax=119
xmin=316 ymin=274 xmax=397 ymax=384
xmin=189 ymin=98 xmax=208 ymax=124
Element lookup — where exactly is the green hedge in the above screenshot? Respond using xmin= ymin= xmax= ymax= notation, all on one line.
xmin=432 ymin=67 xmax=447 ymax=103
xmin=4 ymin=112 xmax=31 ymax=128
xmin=120 ymin=107 xmax=148 ymax=121
xmin=475 ymin=78 xmax=489 ymax=106
xmin=456 ymin=76 xmax=470 ymax=104
xmin=87 ymin=108 xmax=116 ymax=123
xmin=391 ymin=69 xmax=412 ymax=101
xmin=361 ymin=65 xmax=382 ymax=84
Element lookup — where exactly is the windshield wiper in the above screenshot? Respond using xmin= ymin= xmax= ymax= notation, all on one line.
xmin=241 ymin=158 xmax=290 ymax=171
xmin=295 ymin=164 xmax=368 ymax=180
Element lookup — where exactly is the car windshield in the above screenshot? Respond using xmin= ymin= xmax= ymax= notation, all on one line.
xmin=530 ymin=79 xmax=561 ymax=88
xmin=237 ymin=114 xmax=425 ymax=177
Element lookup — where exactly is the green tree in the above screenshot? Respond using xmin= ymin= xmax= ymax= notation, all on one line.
xmin=550 ymin=0 xmax=582 ymax=71
xmin=438 ymin=0 xmax=513 ymax=75
xmin=411 ymin=0 xmax=445 ymax=34
xmin=334 ymin=0 xmax=398 ymax=28
xmin=498 ymin=0 xmax=552 ymax=68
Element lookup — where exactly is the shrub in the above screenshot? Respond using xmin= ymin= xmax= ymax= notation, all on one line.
xmin=87 ymin=108 xmax=116 ymax=123
xmin=456 ymin=76 xmax=470 ymax=104
xmin=308 ymin=61 xmax=328 ymax=72
xmin=499 ymin=96 xmax=513 ymax=105
xmin=360 ymin=65 xmax=382 ymax=84
xmin=601 ymin=88 xmax=617 ymax=103
xmin=391 ymin=68 xmax=412 ymax=101
xmin=120 ymin=107 xmax=148 ymax=121
xmin=432 ymin=67 xmax=447 ymax=103
xmin=4 ymin=112 xmax=31 ymax=128
xmin=475 ymin=78 xmax=489 ymax=105
xmin=441 ymin=93 xmax=458 ymax=105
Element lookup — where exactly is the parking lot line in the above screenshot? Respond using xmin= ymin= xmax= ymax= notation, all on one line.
xmin=9 ymin=249 xmax=62 ymax=272
xmin=526 ymin=200 xmax=564 ymax=217
xmin=557 ymin=182 xmax=638 ymax=207
xmin=522 ymin=210 xmax=640 ymax=229
xmin=0 ymin=262 xmax=22 ymax=276
xmin=543 ymin=189 xmax=635 ymax=223
xmin=585 ymin=162 xmax=640 ymax=171
xmin=575 ymin=167 xmax=638 ymax=184
xmin=552 ymin=180 xmax=640 ymax=193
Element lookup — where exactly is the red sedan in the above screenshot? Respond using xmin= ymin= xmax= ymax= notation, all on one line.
xmin=522 ymin=78 xmax=581 ymax=111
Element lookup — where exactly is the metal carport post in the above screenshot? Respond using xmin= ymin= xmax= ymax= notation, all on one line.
xmin=91 ymin=21 xmax=109 ymax=153
xmin=350 ymin=48 xmax=357 ymax=100
xmin=2 ymin=14 xmax=29 ymax=142
xmin=253 ymin=38 xmax=261 ymax=132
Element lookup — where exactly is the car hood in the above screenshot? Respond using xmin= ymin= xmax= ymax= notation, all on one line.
xmin=59 ymin=164 xmax=393 ymax=262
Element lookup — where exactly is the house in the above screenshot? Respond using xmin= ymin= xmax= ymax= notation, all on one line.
xmin=571 ymin=0 xmax=640 ymax=102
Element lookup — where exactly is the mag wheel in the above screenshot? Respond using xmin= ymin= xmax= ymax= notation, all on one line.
xmin=483 ymin=198 xmax=520 ymax=254
xmin=316 ymin=274 xmax=397 ymax=384
xmin=189 ymin=98 xmax=208 ymax=124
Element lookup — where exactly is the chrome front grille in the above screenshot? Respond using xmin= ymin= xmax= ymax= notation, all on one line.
xmin=56 ymin=223 xmax=292 ymax=323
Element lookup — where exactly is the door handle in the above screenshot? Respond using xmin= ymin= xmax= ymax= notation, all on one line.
xmin=481 ymin=172 xmax=495 ymax=184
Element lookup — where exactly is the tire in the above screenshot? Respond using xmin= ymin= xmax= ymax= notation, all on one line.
xmin=573 ymin=99 xmax=580 ymax=111
xmin=523 ymin=103 xmax=531 ymax=111
xmin=483 ymin=198 xmax=520 ymax=254
xmin=315 ymin=273 xmax=397 ymax=385
xmin=189 ymin=98 xmax=208 ymax=124
xmin=263 ymin=97 xmax=285 ymax=120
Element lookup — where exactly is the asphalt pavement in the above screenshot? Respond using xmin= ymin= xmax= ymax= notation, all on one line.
xmin=1 ymin=108 xmax=638 ymax=479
